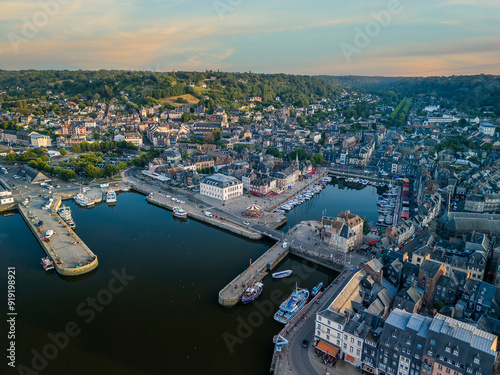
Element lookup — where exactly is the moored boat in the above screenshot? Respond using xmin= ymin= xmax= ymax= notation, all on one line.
xmin=173 ymin=206 xmax=188 ymax=219
xmin=274 ymin=287 xmax=309 ymax=324
xmin=272 ymin=270 xmax=292 ymax=279
xmin=105 ymin=190 xmax=117 ymax=204
xmin=41 ymin=257 xmax=54 ymax=271
xmin=241 ymin=282 xmax=264 ymax=304
xmin=311 ymin=282 xmax=323 ymax=297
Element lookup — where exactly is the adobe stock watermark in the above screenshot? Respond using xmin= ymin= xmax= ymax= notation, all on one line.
xmin=222 ymin=261 xmax=319 ymax=354
xmin=15 ymin=268 xmax=135 ymax=375
xmin=7 ymin=0 xmax=69 ymax=54
xmin=213 ymin=0 xmax=244 ymax=21
xmin=340 ymin=0 xmax=405 ymax=63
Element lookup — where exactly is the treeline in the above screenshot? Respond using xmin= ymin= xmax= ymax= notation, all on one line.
xmin=386 ymin=98 xmax=406 ymax=127
xmin=320 ymin=74 xmax=500 ymax=115
xmin=28 ymin=159 xmax=77 ymax=181
xmin=70 ymin=140 xmax=138 ymax=154
xmin=387 ymin=98 xmax=412 ymax=127
xmin=0 ymin=70 xmax=342 ymax=111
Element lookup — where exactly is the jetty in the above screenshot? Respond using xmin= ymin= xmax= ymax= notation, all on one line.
xmin=218 ymin=241 xmax=289 ymax=307
xmin=18 ymin=195 xmax=98 ymax=276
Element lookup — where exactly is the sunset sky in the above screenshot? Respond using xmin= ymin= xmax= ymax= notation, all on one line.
xmin=1 ymin=0 xmax=499 ymax=76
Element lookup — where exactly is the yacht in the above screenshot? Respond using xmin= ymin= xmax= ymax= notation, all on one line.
xmin=74 ymin=193 xmax=94 ymax=207
xmin=105 ymin=190 xmax=117 ymax=204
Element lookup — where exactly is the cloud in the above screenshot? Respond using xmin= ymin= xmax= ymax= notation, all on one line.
xmin=0 ymin=0 xmax=498 ymax=75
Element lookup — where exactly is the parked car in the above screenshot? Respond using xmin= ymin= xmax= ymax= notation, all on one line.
xmin=301 ymin=339 xmax=309 ymax=348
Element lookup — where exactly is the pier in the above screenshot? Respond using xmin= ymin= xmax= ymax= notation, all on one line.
xmin=218 ymin=241 xmax=289 ymax=307
xmin=18 ymin=195 xmax=98 ymax=276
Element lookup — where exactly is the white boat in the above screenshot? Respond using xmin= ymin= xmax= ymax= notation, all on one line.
xmin=272 ymin=270 xmax=292 ymax=279
xmin=274 ymin=287 xmax=309 ymax=324
xmin=41 ymin=257 xmax=54 ymax=271
xmin=173 ymin=206 xmax=188 ymax=219
xmin=105 ymin=190 xmax=117 ymax=204
xmin=45 ymin=229 xmax=54 ymax=238
xmin=58 ymin=206 xmax=72 ymax=221
xmin=74 ymin=193 xmax=94 ymax=207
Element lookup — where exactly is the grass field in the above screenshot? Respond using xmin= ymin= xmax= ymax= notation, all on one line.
xmin=159 ymin=94 xmax=200 ymax=106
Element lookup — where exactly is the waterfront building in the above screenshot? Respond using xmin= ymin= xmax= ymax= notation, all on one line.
xmin=321 ymin=210 xmax=364 ymax=253
xmin=200 ymin=173 xmax=243 ymax=201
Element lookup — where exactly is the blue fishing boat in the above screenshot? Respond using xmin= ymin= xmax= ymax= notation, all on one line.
xmin=311 ymin=282 xmax=323 ymax=297
xmin=241 ymin=282 xmax=264 ymax=304
xmin=272 ymin=270 xmax=292 ymax=279
xmin=273 ymin=287 xmax=309 ymax=324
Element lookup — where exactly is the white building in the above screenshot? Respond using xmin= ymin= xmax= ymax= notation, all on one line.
xmin=200 ymin=174 xmax=243 ymax=202
xmin=479 ymin=122 xmax=495 ymax=136
xmin=29 ymin=133 xmax=51 ymax=148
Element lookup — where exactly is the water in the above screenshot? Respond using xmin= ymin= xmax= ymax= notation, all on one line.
xmin=1 ymin=193 xmax=336 ymax=375
xmin=282 ymin=179 xmax=385 ymax=229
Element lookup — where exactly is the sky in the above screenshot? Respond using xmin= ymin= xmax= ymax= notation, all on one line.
xmin=0 ymin=0 xmax=499 ymax=76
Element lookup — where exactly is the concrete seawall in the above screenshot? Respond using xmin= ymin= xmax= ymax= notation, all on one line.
xmin=218 ymin=242 xmax=289 ymax=307
xmin=146 ymin=195 xmax=263 ymax=240
xmin=18 ymin=196 xmax=98 ymax=277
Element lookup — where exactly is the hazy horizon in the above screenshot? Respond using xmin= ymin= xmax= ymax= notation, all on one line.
xmin=1 ymin=0 xmax=499 ymax=76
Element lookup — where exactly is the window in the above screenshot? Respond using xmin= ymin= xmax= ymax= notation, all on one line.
xmin=350 ymin=346 xmax=353 ymax=353
xmin=364 ymin=348 xmax=368 ymax=354
xmin=337 ymin=333 xmax=341 ymax=338
xmin=445 ymin=344 xmax=451 ymax=353
xmin=327 ymin=320 xmax=331 ymax=325
xmin=446 ymin=369 xmax=450 ymax=374
xmin=327 ymin=328 xmax=330 ymax=334
xmin=344 ymin=343 xmax=347 ymax=349
xmin=345 ymin=335 xmax=347 ymax=340
xmin=351 ymin=338 xmax=354 ymax=343
xmin=338 ymin=325 xmax=342 ymax=330
xmin=337 ymin=340 xmax=340 ymax=346
xmin=357 ymin=349 xmax=360 ymax=356
xmin=326 ymin=335 xmax=330 ymax=341
xmin=358 ymin=340 xmax=362 ymax=346
xmin=415 ymin=354 xmax=420 ymax=360
xmin=474 ymin=356 xmax=480 ymax=365
xmin=439 ymin=365 xmax=443 ymax=370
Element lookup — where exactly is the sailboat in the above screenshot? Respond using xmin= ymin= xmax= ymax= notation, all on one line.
xmin=241 ymin=259 xmax=264 ymax=304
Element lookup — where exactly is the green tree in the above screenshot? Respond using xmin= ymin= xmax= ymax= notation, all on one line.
xmin=60 ymin=148 xmax=68 ymax=156
xmin=266 ymin=147 xmax=282 ymax=158
xmin=84 ymin=164 xmax=101 ymax=179
xmin=313 ymin=153 xmax=324 ymax=165
xmin=362 ymin=217 xmax=370 ymax=235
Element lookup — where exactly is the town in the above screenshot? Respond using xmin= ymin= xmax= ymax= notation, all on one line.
xmin=1 ymin=71 xmax=500 ymax=375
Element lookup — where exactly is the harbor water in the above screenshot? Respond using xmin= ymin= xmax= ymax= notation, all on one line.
xmin=282 ymin=178 xmax=385 ymax=229
xmin=1 ymin=192 xmax=336 ymax=375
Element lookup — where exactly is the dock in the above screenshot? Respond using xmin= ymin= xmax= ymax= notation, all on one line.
xmin=218 ymin=242 xmax=289 ymax=307
xmin=18 ymin=195 xmax=98 ymax=276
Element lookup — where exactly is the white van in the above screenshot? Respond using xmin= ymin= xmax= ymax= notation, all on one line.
xmin=204 ymin=212 xmax=212 ymax=218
